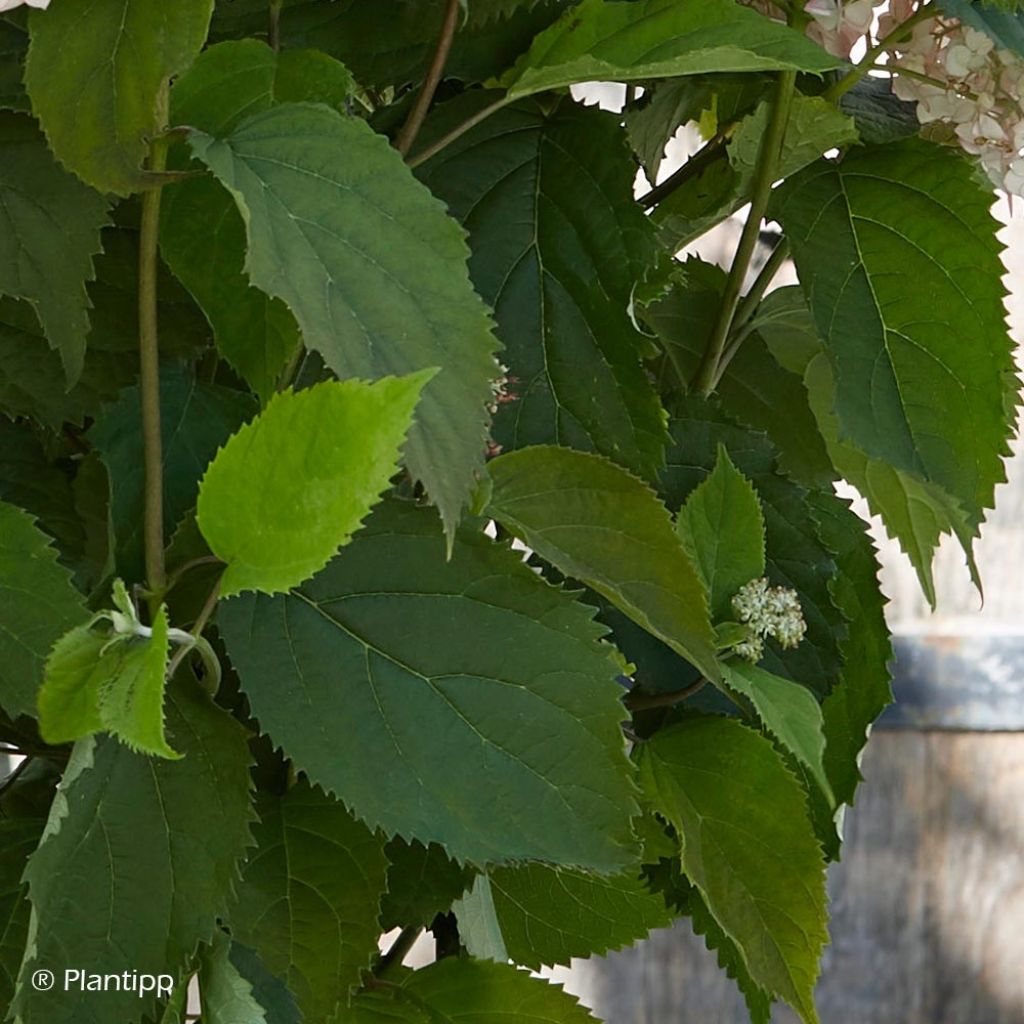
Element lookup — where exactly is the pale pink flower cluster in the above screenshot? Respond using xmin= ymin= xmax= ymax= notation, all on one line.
xmin=883 ymin=2 xmax=1024 ymax=195
xmin=804 ymin=0 xmax=883 ymax=59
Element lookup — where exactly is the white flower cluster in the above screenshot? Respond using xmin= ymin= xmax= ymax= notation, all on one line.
xmin=0 ymin=0 xmax=50 ymax=11
xmin=731 ymin=577 xmax=807 ymax=663
xmin=883 ymin=1 xmax=1024 ymax=195
xmin=805 ymin=0 xmax=883 ymax=59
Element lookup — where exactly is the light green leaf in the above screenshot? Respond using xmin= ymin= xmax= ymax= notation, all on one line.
xmin=0 ymin=501 xmax=86 ymax=720
xmin=500 ymin=0 xmax=841 ymax=100
xmin=188 ymin=102 xmax=501 ymax=539
xmin=721 ymin=661 xmax=832 ymax=804
xmin=638 ymin=716 xmax=828 ymax=1024
xmin=229 ymin=780 xmax=388 ymax=1023
xmin=162 ymin=40 xmax=354 ymax=402
xmin=199 ymin=931 xmax=268 ymax=1024
xmin=197 ymin=375 xmax=429 ymax=597
xmin=346 ymin=958 xmax=597 ymax=1024
xmin=90 ymin=369 xmax=255 ymax=583
xmin=676 ymin=444 xmax=765 ymax=619
xmin=228 ymin=944 xmax=302 ymax=1024
xmin=25 ymin=0 xmax=213 ymax=195
xmin=380 ymin=839 xmax=476 ymax=931
xmin=453 ymin=875 xmax=508 ymax=964
xmin=487 ymin=446 xmax=719 ymax=684
xmin=13 ymin=679 xmax=254 ymax=1024
xmin=0 ymin=112 xmax=109 ymax=384
xmin=775 ymin=140 xmax=1017 ymax=530
xmin=488 ymin=864 xmax=673 ymax=968
xmin=417 ymin=94 xmax=667 ymax=478
xmin=219 ymin=499 xmax=638 ymax=871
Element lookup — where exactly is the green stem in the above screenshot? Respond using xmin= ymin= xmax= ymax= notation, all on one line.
xmin=824 ymin=4 xmax=937 ymax=103
xmin=396 ymin=0 xmax=462 ymax=158
xmin=139 ymin=81 xmax=171 ymax=601
xmin=640 ymin=131 xmax=729 ymax=209
xmin=732 ymin=236 xmax=791 ymax=335
xmin=878 ymin=63 xmax=979 ymax=100
xmin=691 ymin=70 xmax=797 ymax=396
xmin=626 ymin=678 xmax=708 ymax=711
xmin=269 ymin=0 xmax=283 ymax=52
xmin=406 ymin=95 xmax=512 ymax=169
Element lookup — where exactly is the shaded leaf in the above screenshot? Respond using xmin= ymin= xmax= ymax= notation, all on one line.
xmin=487 ymin=445 xmax=719 ymax=683
xmin=839 ymin=76 xmax=920 ymax=145
xmin=380 ymin=839 xmax=475 ymax=931
xmin=199 ymin=930 xmax=268 ymax=1024
xmin=197 ymin=375 xmax=430 ymax=597
xmin=188 ymin=102 xmax=500 ymax=539
xmin=220 ymin=499 xmax=638 ymax=871
xmin=0 ymin=816 xmax=45 ymax=1014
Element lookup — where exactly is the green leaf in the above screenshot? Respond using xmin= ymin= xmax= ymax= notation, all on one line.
xmin=721 ymin=661 xmax=832 ymax=803
xmin=810 ymin=494 xmax=892 ymax=823
xmin=13 ymin=678 xmax=254 ymax=1024
xmin=228 ymin=944 xmax=302 ymax=1024
xmin=638 ymin=715 xmax=828 ymax=1024
xmin=488 ymin=864 xmax=673 ymax=968
xmin=417 ymin=95 xmax=667 ymax=478
xmin=453 ymin=875 xmax=509 ymax=963
xmin=0 ymin=112 xmax=109 ymax=384
xmin=197 ymin=375 xmax=429 ymax=597
xmin=199 ymin=931 xmax=268 ymax=1024
xmin=380 ymin=839 xmax=476 ymax=931
xmin=0 ymin=16 xmax=29 ymax=113
xmin=219 ymin=499 xmax=638 ymax=871
xmin=500 ymin=0 xmax=841 ymax=99
xmin=162 ymin=40 xmax=354 ymax=402
xmin=90 ymin=369 xmax=256 ymax=582
xmin=347 ymin=958 xmax=597 ymax=1024
xmin=676 ymin=444 xmax=765 ymax=619
xmin=0 ymin=501 xmax=87 ymax=720
xmin=24 ymin=0 xmax=214 ymax=195
xmin=838 ymin=77 xmax=920 ymax=145
xmin=229 ymin=780 xmax=388 ymax=1023
xmin=936 ymin=0 xmax=1024 ymax=55
xmin=641 ymin=261 xmax=834 ymax=489
xmin=661 ymin=400 xmax=845 ymax=697
xmin=38 ymin=604 xmax=179 ymax=759
xmin=0 ymin=817 xmax=45 ymax=1015
xmin=775 ymin=140 xmax=1017 ymax=530
xmin=487 ymin=446 xmax=719 ymax=683
xmin=188 ymin=102 xmax=500 ymax=539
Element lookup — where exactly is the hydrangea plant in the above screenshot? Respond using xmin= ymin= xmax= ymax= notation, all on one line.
xmin=0 ymin=1 xmax=1020 ymax=1023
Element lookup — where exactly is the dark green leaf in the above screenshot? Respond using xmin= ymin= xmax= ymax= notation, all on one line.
xmin=487 ymin=446 xmax=719 ymax=683
xmin=776 ymin=140 xmax=1017 ymax=529
xmin=188 ymin=103 xmax=500 ymax=539
xmin=419 ymin=95 xmax=667 ymax=477
xmin=839 ymin=77 xmax=920 ymax=145
xmin=380 ymin=839 xmax=475 ymax=931
xmin=936 ymin=0 xmax=1024 ymax=55
xmin=13 ymin=678 xmax=254 ymax=1024
xmin=0 ymin=816 xmax=45 ymax=1014
xmin=228 ymin=944 xmax=302 ymax=1024
xmin=489 ymin=864 xmax=673 ymax=968
xmin=0 ymin=501 xmax=86 ymax=720
xmin=638 ymin=716 xmax=827 ymax=1024
xmin=220 ymin=499 xmax=638 ymax=871
xmin=25 ymin=0 xmax=214 ymax=195
xmin=0 ymin=112 xmax=109 ymax=384
xmin=500 ymin=0 xmax=841 ymax=99
xmin=230 ymin=780 xmax=388 ymax=1022
xmin=0 ymin=16 xmax=28 ymax=113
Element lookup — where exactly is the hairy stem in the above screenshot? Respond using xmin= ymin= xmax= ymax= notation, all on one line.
xmin=407 ymin=95 xmax=512 ymax=169
xmin=692 ymin=70 xmax=797 ymax=396
xmin=139 ymin=81 xmax=171 ymax=600
xmin=824 ymin=3 xmax=937 ymax=102
xmin=396 ymin=0 xmax=462 ymax=158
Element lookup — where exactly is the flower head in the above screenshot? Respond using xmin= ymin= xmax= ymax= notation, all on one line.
xmin=731 ymin=577 xmax=808 ymax=661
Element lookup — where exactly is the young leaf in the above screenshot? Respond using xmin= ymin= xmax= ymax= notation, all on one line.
xmin=638 ymin=716 xmax=828 ymax=1024
xmin=24 ymin=0 xmax=214 ymax=195
xmin=90 ymin=369 xmax=256 ymax=583
xmin=417 ymin=94 xmax=668 ymax=478
xmin=347 ymin=957 xmax=598 ymax=1024
xmin=162 ymin=39 xmax=354 ymax=403
xmin=0 ymin=113 xmax=109 ymax=384
xmin=187 ymin=102 xmax=501 ymax=539
xmin=486 ymin=446 xmax=720 ymax=683
xmin=776 ymin=140 xmax=1018 ymax=530
xmin=219 ymin=499 xmax=638 ymax=871
xmin=721 ymin=661 xmax=833 ymax=803
xmin=676 ymin=445 xmax=766 ymax=618
xmin=13 ymin=679 xmax=254 ymax=1024
xmin=488 ymin=864 xmax=673 ymax=968
xmin=500 ymin=0 xmax=842 ymax=100
xmin=197 ymin=374 xmax=430 ymax=597
xmin=229 ymin=780 xmax=389 ymax=1023
xmin=198 ymin=931 xmax=268 ymax=1024
xmin=0 ymin=501 xmax=86 ymax=719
